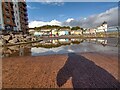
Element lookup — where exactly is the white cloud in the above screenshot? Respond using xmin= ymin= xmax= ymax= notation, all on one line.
xmin=66 ymin=18 xmax=74 ymax=23
xmin=26 ymin=0 xmax=64 ymax=6
xmin=27 ymin=0 xmax=64 ymax=2
xmin=62 ymin=7 xmax=118 ymax=28
xmin=29 ymin=20 xmax=62 ymax=28
xmin=27 ymin=5 xmax=39 ymax=9
xmin=32 ymin=0 xmax=65 ymax=6
xmin=29 ymin=7 xmax=118 ymax=28
xmin=83 ymin=18 xmax=87 ymax=20
xmin=26 ymin=0 xmax=119 ymax=2
xmin=41 ymin=2 xmax=64 ymax=6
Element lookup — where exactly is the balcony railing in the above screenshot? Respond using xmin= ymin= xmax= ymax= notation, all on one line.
xmin=25 ymin=22 xmax=28 ymax=25
xmin=10 ymin=2 xmax=13 ymax=6
xmin=5 ymin=12 xmax=10 ymax=16
xmin=12 ymin=16 xmax=15 ymax=20
xmin=24 ymin=12 xmax=28 ymax=16
xmin=5 ymin=4 xmax=9 ymax=9
xmin=24 ymin=17 xmax=28 ymax=20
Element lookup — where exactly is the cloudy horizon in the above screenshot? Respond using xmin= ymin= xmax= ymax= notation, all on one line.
xmin=28 ymin=2 xmax=118 ymax=28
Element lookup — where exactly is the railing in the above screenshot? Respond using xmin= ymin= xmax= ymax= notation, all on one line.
xmin=107 ymin=26 xmax=119 ymax=32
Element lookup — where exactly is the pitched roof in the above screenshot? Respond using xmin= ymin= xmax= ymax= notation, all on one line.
xmin=102 ymin=21 xmax=107 ymax=24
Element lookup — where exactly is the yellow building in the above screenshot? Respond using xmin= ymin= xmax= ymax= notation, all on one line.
xmin=71 ymin=29 xmax=82 ymax=35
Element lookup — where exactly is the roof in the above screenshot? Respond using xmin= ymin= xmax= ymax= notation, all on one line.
xmin=29 ymin=28 xmax=35 ymax=30
xmin=59 ymin=29 xmax=71 ymax=31
xmin=102 ymin=21 xmax=107 ymax=24
xmin=41 ymin=29 xmax=51 ymax=32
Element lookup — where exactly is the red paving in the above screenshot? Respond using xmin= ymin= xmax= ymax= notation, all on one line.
xmin=2 ymin=53 xmax=120 ymax=88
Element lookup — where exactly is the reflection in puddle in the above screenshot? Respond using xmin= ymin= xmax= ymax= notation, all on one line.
xmin=85 ymin=38 xmax=108 ymax=46
xmin=2 ymin=45 xmax=31 ymax=58
xmin=1 ymin=38 xmax=118 ymax=58
xmin=19 ymin=46 xmax=24 ymax=56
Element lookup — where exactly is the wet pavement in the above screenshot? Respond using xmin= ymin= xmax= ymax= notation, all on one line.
xmin=1 ymin=37 xmax=118 ymax=58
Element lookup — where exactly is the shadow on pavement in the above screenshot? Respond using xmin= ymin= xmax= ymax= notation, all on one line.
xmin=56 ymin=53 xmax=120 ymax=88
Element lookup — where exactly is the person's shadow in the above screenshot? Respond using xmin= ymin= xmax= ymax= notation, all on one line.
xmin=56 ymin=53 xmax=120 ymax=88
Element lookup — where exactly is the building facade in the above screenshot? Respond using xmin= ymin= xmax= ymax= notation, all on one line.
xmin=0 ymin=0 xmax=28 ymax=33
xmin=58 ymin=29 xmax=70 ymax=36
xmin=96 ymin=21 xmax=108 ymax=33
xmin=71 ymin=29 xmax=82 ymax=35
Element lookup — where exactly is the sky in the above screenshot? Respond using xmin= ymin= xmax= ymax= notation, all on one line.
xmin=27 ymin=2 xmax=118 ymax=28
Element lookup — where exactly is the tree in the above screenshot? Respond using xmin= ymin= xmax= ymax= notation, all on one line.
xmin=71 ymin=26 xmax=80 ymax=30
xmin=60 ymin=26 xmax=70 ymax=29
xmin=34 ymin=27 xmax=40 ymax=31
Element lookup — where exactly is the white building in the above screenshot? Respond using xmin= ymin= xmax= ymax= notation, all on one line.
xmin=0 ymin=1 xmax=4 ymax=30
xmin=13 ymin=0 xmax=21 ymax=31
xmin=83 ymin=29 xmax=90 ymax=34
xmin=58 ymin=29 xmax=70 ymax=36
xmin=34 ymin=32 xmax=43 ymax=36
xmin=0 ymin=0 xmax=28 ymax=32
xmin=96 ymin=21 xmax=108 ymax=33
xmin=71 ymin=29 xmax=82 ymax=35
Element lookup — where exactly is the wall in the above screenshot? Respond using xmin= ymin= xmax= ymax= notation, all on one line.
xmin=97 ymin=24 xmax=108 ymax=32
xmin=13 ymin=0 xmax=21 ymax=31
xmin=0 ymin=1 xmax=4 ymax=30
xmin=59 ymin=31 xmax=65 ymax=36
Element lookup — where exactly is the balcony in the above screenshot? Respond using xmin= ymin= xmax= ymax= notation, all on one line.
xmin=19 ymin=9 xmax=27 ymax=15
xmin=11 ymin=10 xmax=14 ymax=14
xmin=24 ymin=12 xmax=28 ymax=16
xmin=24 ymin=17 xmax=28 ymax=20
xmin=12 ymin=16 xmax=15 ymax=20
xmin=5 ymin=12 xmax=10 ymax=17
xmin=4 ymin=18 xmax=16 ymax=26
xmin=25 ymin=22 xmax=28 ymax=25
xmin=5 ymin=5 xmax=9 ymax=10
xmin=23 ymin=7 xmax=27 ymax=11
xmin=22 ymin=2 xmax=27 ymax=6
xmin=10 ymin=2 xmax=13 ymax=6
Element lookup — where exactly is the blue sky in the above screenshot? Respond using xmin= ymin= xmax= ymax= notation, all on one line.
xmin=27 ymin=2 xmax=117 ymax=22
xmin=27 ymin=2 xmax=118 ymax=28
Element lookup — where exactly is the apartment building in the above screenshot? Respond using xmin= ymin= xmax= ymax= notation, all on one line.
xmin=0 ymin=0 xmax=28 ymax=33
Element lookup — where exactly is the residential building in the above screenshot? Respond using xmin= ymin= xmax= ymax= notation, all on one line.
xmin=58 ymin=29 xmax=70 ymax=36
xmin=89 ymin=29 xmax=96 ymax=34
xmin=0 ymin=1 xmax=3 ymax=29
xmin=83 ymin=29 xmax=90 ymax=35
xmin=0 ymin=0 xmax=28 ymax=33
xmin=96 ymin=21 xmax=108 ymax=33
xmin=71 ymin=29 xmax=82 ymax=35
xmin=51 ymin=28 xmax=58 ymax=37
xmin=40 ymin=29 xmax=51 ymax=36
xmin=28 ymin=28 xmax=35 ymax=35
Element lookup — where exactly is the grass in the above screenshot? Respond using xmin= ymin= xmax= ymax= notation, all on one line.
xmin=33 ymin=42 xmax=71 ymax=48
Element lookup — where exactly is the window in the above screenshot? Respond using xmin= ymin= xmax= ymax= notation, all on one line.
xmin=16 ymin=16 xmax=18 ymax=20
xmin=6 ymin=11 xmax=9 ymax=16
xmin=5 ymin=2 xmax=8 ymax=7
xmin=17 ymin=22 xmax=19 ymax=25
xmin=0 ymin=18 xmax=1 ymax=24
xmin=0 ymin=24 xmax=2 ymax=29
xmin=5 ymin=2 xmax=8 ymax=5
xmin=6 ymin=18 xmax=10 ymax=23
xmin=15 ymin=4 xmax=17 ymax=7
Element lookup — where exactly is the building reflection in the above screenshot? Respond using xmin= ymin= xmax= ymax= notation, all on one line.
xmin=2 ymin=38 xmax=110 ymax=58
